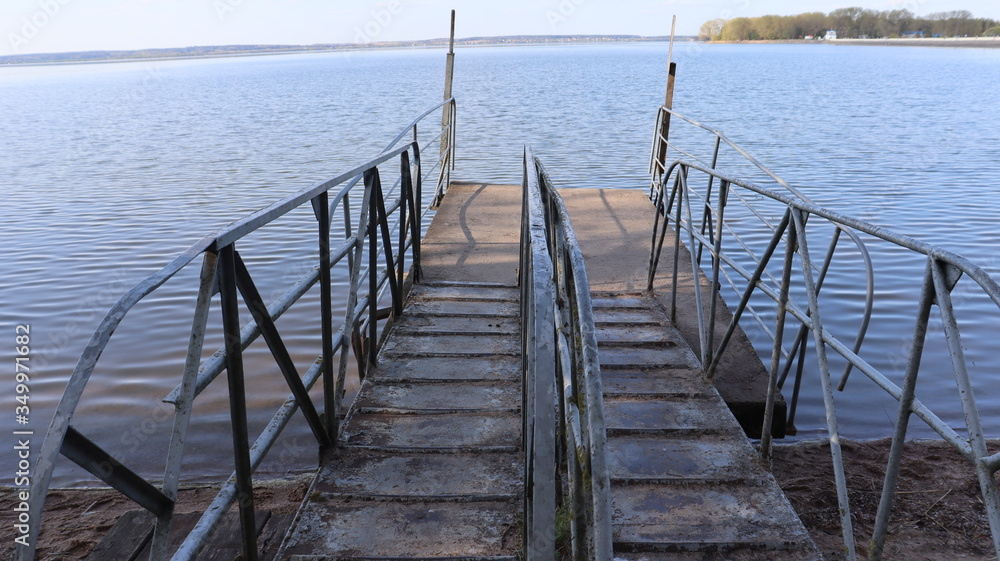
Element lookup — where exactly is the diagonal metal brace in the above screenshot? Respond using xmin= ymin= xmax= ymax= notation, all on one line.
xmin=233 ymin=252 xmax=333 ymax=448
xmin=61 ymin=426 xmax=173 ymax=517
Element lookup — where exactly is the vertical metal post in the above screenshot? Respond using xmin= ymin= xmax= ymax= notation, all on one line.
xmin=654 ymin=63 xmax=677 ymax=174
xmin=340 ymin=181 xmax=372 ymax=427
xmin=441 ymin=10 xmax=455 ymax=165
xmin=403 ymin=148 xmax=421 ymax=281
xmin=785 ymin=335 xmax=808 ymax=432
xmin=705 ymin=180 xmax=728 ymax=364
xmin=791 ymin=208 xmax=856 ymax=561
xmin=870 ymin=261 xmax=935 ymax=560
xmin=669 ymin=169 xmax=684 ymax=323
xmin=217 ymin=244 xmax=258 ymax=561
xmin=647 ymin=180 xmax=665 ymax=290
xmin=413 ymin=141 xmax=423 ymax=216
xmin=680 ymin=168 xmax=709 ymax=365
xmin=397 ymin=154 xmax=408 ymax=305
xmin=930 ymin=261 xmax=1000 ymax=557
xmin=316 ymin=191 xmax=336 ymax=441
xmin=150 ymin=251 xmax=217 ymax=560
xmin=695 ymin=137 xmax=722 ymax=266
xmin=343 ymin=193 xmax=354 ymax=273
xmin=372 ymin=173 xmax=401 ymax=317
xmin=760 ymin=219 xmax=796 ymax=463
xmin=705 ymin=209 xmax=790 ymax=379
xmin=365 ymin=168 xmax=381 ymax=372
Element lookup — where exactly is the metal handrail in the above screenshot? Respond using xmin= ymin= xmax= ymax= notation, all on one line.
xmin=649 ymin=152 xmax=1000 ymax=559
xmin=18 ymin=98 xmax=457 ymax=561
xmin=520 ymin=147 xmax=613 ymax=561
xmin=649 ymin=104 xmax=875 ymax=434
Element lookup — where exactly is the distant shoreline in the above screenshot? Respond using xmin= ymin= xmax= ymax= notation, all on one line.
xmin=711 ymin=37 xmax=1000 ymax=49
xmin=6 ymin=34 xmax=996 ymax=68
xmin=0 ymin=35 xmax=695 ymax=67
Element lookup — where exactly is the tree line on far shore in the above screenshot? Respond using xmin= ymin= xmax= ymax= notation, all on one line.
xmin=700 ymin=8 xmax=1000 ymax=41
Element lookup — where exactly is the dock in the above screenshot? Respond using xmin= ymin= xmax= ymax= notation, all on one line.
xmin=275 ymin=183 xmax=818 ymax=559
xmin=24 ymin=21 xmax=1000 ymax=558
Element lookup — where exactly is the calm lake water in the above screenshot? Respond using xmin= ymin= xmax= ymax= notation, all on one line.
xmin=3 ymin=43 xmax=999 ymax=486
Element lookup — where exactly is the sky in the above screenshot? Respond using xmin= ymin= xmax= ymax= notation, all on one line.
xmin=4 ymin=0 xmax=1000 ymax=56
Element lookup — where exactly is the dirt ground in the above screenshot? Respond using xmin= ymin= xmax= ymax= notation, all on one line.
xmin=772 ymin=438 xmax=996 ymax=560
xmin=1 ymin=439 xmax=996 ymax=560
xmin=0 ymin=476 xmax=310 ymax=561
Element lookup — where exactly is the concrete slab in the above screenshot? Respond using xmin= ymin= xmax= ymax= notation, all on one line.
xmin=612 ymin=549 xmax=819 ymax=560
xmin=314 ymin=451 xmax=521 ymax=499
xmin=601 ymin=369 xmax=711 ymax=397
xmin=392 ymin=314 xmax=519 ymax=336
xmin=342 ymin=412 xmax=520 ymax=450
xmin=404 ymin=299 xmax=519 ymax=317
xmin=355 ymin=382 xmax=519 ymax=413
xmin=596 ymin=324 xmax=672 ymax=343
xmin=607 ymin=434 xmax=757 ymax=483
xmin=408 ymin=284 xmax=518 ymax=301
xmin=560 ymin=188 xmax=785 ymax=438
xmin=593 ymin=307 xmax=666 ymax=324
xmin=279 ymin=500 xmax=517 ymax=558
xmin=603 ymin=396 xmax=740 ymax=433
xmin=611 ymin=484 xmax=815 ymax=551
xmin=598 ymin=345 xmax=701 ymax=370
xmin=592 ymin=295 xmax=650 ymax=309
xmin=370 ymin=355 xmax=520 ymax=382
xmin=421 ymin=183 xmax=522 ymax=285
xmin=381 ymin=333 xmax=519 ymax=357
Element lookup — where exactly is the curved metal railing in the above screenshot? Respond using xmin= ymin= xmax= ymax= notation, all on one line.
xmin=648 ymin=115 xmax=1000 ymax=559
xmin=649 ymin=106 xmax=875 ymax=436
xmin=520 ymin=147 xmax=613 ymax=561
xmin=18 ymin=98 xmax=456 ymax=561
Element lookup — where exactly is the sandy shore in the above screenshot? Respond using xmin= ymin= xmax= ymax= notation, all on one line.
xmin=0 ymin=476 xmax=311 ymax=561
xmin=714 ymin=37 xmax=1000 ymax=49
xmin=773 ymin=438 xmax=995 ymax=560
xmin=1 ymin=439 xmax=995 ymax=560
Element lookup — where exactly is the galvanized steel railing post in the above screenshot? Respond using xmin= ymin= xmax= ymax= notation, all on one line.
xmin=364 ymin=168 xmax=381 ymax=375
xmin=704 ymin=180 xmax=728 ymax=366
xmin=870 ymin=260 xmax=934 ymax=560
xmin=216 ymin=243 xmax=259 ymax=561
xmin=930 ymin=260 xmax=1000 ymax=555
xmin=759 ymin=216 xmax=796 ymax=464
xmin=315 ymin=190 xmax=336 ymax=442
xmin=790 ymin=208 xmax=856 ymax=560
xmin=151 ymin=251 xmax=218 ymax=560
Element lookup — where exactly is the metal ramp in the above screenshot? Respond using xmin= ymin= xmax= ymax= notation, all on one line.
xmin=276 ymin=283 xmax=522 ymax=560
xmin=594 ymin=292 xmax=818 ymax=559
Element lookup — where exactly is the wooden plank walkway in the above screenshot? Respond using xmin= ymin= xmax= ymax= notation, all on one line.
xmin=88 ymin=184 xmax=817 ymax=559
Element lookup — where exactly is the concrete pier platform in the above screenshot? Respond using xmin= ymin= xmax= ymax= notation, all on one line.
xmin=561 ymin=188 xmax=786 ymax=438
xmin=273 ymin=182 xmax=812 ymax=560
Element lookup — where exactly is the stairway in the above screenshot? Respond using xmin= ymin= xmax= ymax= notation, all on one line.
xmin=593 ymin=292 xmax=820 ymax=560
xmin=276 ymin=282 xmax=523 ymax=560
